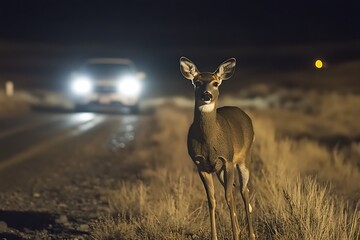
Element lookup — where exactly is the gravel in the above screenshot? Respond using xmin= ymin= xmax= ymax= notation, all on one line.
xmin=0 ymin=124 xmax=135 ymax=239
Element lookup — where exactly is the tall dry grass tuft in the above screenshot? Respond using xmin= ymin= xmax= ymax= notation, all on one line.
xmin=108 ymin=181 xmax=148 ymax=218
xmin=253 ymin=116 xmax=360 ymax=198
xmin=256 ymin=174 xmax=359 ymax=239
xmin=253 ymin=118 xmax=360 ymax=239
xmin=92 ymin=93 xmax=360 ymax=239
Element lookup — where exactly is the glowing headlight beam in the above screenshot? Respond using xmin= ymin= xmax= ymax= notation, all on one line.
xmin=118 ymin=75 xmax=142 ymax=97
xmin=71 ymin=76 xmax=92 ymax=94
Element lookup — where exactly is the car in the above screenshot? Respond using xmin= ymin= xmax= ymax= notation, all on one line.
xmin=69 ymin=58 xmax=145 ymax=113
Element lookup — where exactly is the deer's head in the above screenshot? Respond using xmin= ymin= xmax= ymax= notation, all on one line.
xmin=180 ymin=57 xmax=236 ymax=112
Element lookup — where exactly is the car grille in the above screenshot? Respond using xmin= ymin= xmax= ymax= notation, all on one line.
xmin=94 ymin=85 xmax=117 ymax=93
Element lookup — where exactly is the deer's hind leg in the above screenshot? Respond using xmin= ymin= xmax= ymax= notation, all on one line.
xmin=236 ymin=162 xmax=255 ymax=240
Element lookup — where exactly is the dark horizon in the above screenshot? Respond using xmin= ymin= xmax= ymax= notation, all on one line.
xmin=2 ymin=1 xmax=358 ymax=44
xmin=0 ymin=0 xmax=359 ymax=95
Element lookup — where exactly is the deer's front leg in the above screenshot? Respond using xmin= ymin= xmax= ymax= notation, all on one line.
xmin=224 ymin=162 xmax=240 ymax=240
xmin=198 ymin=170 xmax=218 ymax=240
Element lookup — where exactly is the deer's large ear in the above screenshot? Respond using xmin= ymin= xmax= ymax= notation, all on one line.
xmin=214 ymin=58 xmax=236 ymax=80
xmin=180 ymin=57 xmax=200 ymax=80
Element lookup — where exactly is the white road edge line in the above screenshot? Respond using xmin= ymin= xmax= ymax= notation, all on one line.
xmin=0 ymin=116 xmax=105 ymax=172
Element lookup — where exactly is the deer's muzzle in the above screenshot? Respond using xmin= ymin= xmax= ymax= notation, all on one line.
xmin=201 ymin=91 xmax=213 ymax=103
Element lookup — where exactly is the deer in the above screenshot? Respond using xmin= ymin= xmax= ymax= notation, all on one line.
xmin=180 ymin=57 xmax=255 ymax=240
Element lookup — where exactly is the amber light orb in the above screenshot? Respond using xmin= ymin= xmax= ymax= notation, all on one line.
xmin=315 ymin=59 xmax=324 ymax=69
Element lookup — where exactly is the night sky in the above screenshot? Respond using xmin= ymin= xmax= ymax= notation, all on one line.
xmin=0 ymin=0 xmax=359 ymax=94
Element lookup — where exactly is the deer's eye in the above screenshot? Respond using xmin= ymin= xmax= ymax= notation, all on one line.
xmin=213 ymin=82 xmax=219 ymax=87
xmin=194 ymin=81 xmax=202 ymax=87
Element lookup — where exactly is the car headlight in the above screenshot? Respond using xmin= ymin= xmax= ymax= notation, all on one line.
xmin=71 ymin=76 xmax=92 ymax=94
xmin=118 ymin=75 xmax=142 ymax=97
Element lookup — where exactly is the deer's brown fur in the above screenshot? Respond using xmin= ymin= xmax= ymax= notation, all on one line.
xmin=180 ymin=57 xmax=255 ymax=240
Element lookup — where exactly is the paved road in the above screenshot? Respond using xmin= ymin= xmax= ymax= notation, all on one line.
xmin=0 ymin=110 xmax=147 ymax=238
xmin=0 ymin=111 xmax=139 ymax=191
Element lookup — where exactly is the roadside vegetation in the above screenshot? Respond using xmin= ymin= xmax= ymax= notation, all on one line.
xmin=0 ymin=90 xmax=33 ymax=115
xmin=91 ymin=87 xmax=360 ymax=240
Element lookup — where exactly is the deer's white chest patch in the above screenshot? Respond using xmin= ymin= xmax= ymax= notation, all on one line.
xmin=199 ymin=102 xmax=215 ymax=112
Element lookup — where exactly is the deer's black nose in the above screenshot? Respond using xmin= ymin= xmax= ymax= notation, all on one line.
xmin=201 ymin=91 xmax=213 ymax=102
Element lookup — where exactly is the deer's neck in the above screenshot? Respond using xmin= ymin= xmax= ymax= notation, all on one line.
xmin=193 ymin=102 xmax=219 ymax=140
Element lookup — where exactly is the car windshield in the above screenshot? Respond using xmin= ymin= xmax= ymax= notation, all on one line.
xmin=83 ymin=64 xmax=134 ymax=76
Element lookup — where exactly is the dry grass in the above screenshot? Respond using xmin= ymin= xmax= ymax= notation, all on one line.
xmin=0 ymin=91 xmax=34 ymax=115
xmin=91 ymin=90 xmax=360 ymax=240
xmin=252 ymin=118 xmax=360 ymax=239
